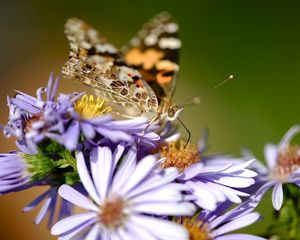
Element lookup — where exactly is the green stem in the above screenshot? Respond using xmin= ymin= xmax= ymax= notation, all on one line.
xmin=60 ymin=149 xmax=77 ymax=171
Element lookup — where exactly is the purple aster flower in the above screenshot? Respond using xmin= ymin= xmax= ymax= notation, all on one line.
xmin=62 ymin=113 xmax=160 ymax=151
xmin=0 ymin=151 xmax=30 ymax=194
xmin=159 ymin=133 xmax=257 ymax=211
xmin=51 ymin=145 xmax=196 ymax=239
xmin=23 ymin=186 xmax=72 ymax=228
xmin=179 ymin=200 xmax=265 ymax=240
xmin=3 ymin=73 xmax=77 ymax=151
xmin=0 ymin=140 xmax=74 ymax=227
xmin=178 ymin=158 xmax=256 ymax=211
xmin=249 ymin=125 xmax=300 ymax=210
xmin=0 ymin=140 xmax=39 ymax=194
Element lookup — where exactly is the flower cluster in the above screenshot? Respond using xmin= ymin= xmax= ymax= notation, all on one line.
xmin=3 ymin=74 xmax=159 ymax=152
xmin=0 ymin=75 xmax=282 ymax=240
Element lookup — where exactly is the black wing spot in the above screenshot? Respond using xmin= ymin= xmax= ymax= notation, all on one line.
xmin=120 ymin=88 xmax=129 ymax=96
xmin=132 ymin=75 xmax=140 ymax=81
xmin=87 ymin=46 xmax=97 ymax=55
xmin=135 ymin=92 xmax=141 ymax=99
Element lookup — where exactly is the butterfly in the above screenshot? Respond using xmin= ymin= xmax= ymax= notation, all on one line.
xmin=62 ymin=12 xmax=184 ymax=125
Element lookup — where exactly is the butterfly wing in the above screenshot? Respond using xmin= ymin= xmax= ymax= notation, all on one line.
xmin=122 ymin=12 xmax=180 ymax=103
xmin=63 ymin=18 xmax=159 ymax=117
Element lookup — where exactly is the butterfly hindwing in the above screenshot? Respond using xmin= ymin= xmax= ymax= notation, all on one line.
xmin=122 ymin=12 xmax=180 ymax=102
xmin=63 ymin=18 xmax=159 ymax=117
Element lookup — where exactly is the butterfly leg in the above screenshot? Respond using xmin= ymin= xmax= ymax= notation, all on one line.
xmin=177 ymin=117 xmax=191 ymax=148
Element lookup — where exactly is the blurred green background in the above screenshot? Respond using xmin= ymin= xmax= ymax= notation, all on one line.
xmin=1 ymin=0 xmax=300 ymax=239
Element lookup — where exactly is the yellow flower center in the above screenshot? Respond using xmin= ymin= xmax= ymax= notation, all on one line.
xmin=160 ymin=140 xmax=200 ymax=172
xmin=180 ymin=218 xmax=212 ymax=240
xmin=272 ymin=145 xmax=300 ymax=182
xmin=74 ymin=94 xmax=111 ymax=119
xmin=99 ymin=197 xmax=125 ymax=229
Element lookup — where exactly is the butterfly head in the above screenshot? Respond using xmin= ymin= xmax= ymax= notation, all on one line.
xmin=166 ymin=104 xmax=184 ymax=121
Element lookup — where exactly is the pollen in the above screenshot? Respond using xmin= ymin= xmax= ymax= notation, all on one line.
xmin=180 ymin=218 xmax=211 ymax=240
xmin=99 ymin=197 xmax=125 ymax=229
xmin=272 ymin=145 xmax=300 ymax=182
xmin=74 ymin=94 xmax=111 ymax=119
xmin=160 ymin=140 xmax=200 ymax=172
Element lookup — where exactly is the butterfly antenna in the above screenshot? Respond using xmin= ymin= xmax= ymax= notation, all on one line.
xmin=180 ymin=95 xmax=201 ymax=107
xmin=201 ymin=74 xmax=234 ymax=97
xmin=177 ymin=117 xmax=191 ymax=148
xmin=182 ymin=74 xmax=234 ymax=107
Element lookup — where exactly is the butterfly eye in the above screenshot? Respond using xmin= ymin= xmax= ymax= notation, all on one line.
xmin=166 ymin=105 xmax=184 ymax=121
xmin=167 ymin=108 xmax=175 ymax=117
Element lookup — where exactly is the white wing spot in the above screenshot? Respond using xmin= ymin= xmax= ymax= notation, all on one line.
xmin=70 ymin=43 xmax=78 ymax=49
xmin=165 ymin=23 xmax=179 ymax=33
xmin=159 ymin=37 xmax=181 ymax=49
xmin=104 ymin=43 xmax=117 ymax=53
xmin=69 ymin=21 xmax=82 ymax=32
xmin=81 ymin=41 xmax=92 ymax=49
xmin=96 ymin=43 xmax=117 ymax=53
xmin=144 ymin=35 xmax=157 ymax=46
xmin=87 ymin=29 xmax=98 ymax=39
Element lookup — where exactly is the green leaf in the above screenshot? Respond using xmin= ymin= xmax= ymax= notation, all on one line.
xmin=59 ymin=148 xmax=77 ymax=171
xmin=58 ymin=163 xmax=70 ymax=168
xmin=64 ymin=172 xmax=80 ymax=185
xmin=22 ymin=152 xmax=57 ymax=180
xmin=22 ymin=139 xmax=79 ymax=185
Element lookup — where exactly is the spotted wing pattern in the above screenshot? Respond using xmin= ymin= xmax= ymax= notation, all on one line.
xmin=63 ymin=18 xmax=159 ymax=117
xmin=122 ymin=12 xmax=180 ymax=102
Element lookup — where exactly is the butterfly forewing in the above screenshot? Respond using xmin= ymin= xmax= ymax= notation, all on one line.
xmin=63 ymin=18 xmax=159 ymax=117
xmin=122 ymin=12 xmax=180 ymax=102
